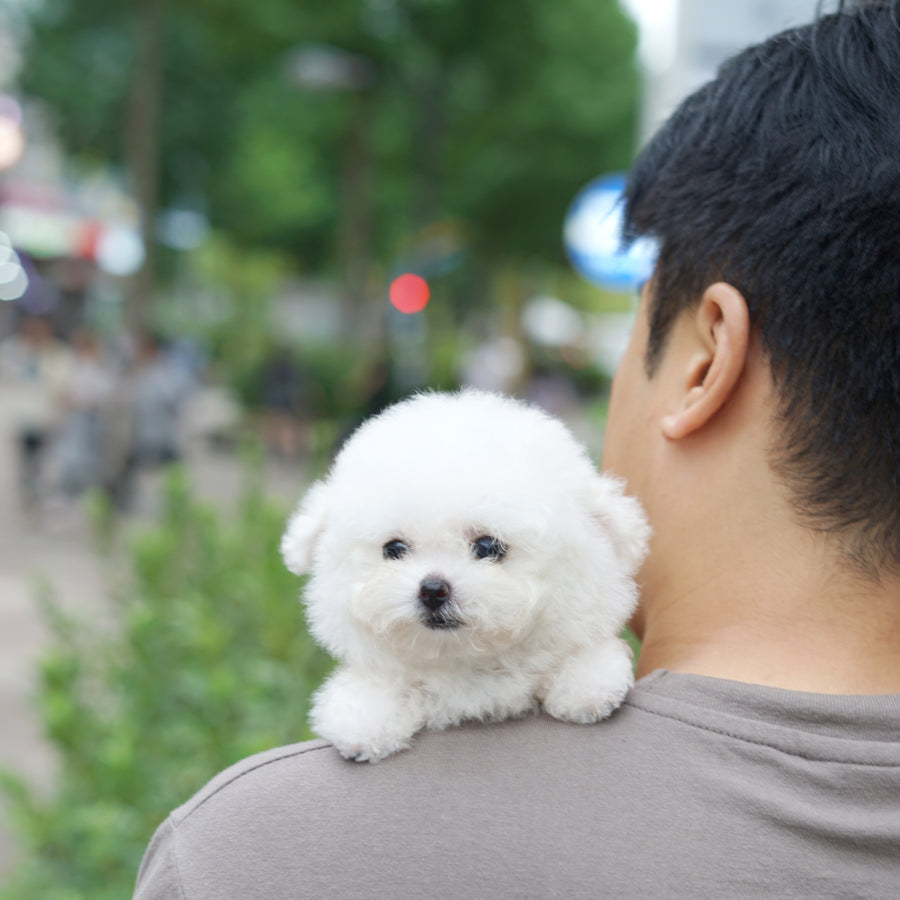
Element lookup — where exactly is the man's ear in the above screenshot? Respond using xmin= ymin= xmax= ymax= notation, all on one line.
xmin=661 ymin=282 xmax=750 ymax=441
xmin=280 ymin=480 xmax=331 ymax=575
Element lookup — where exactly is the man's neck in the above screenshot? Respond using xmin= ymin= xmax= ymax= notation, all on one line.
xmin=635 ymin=558 xmax=900 ymax=694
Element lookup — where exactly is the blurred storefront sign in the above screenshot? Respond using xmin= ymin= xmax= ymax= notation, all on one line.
xmin=0 ymin=96 xmax=151 ymax=278
xmin=0 ymin=199 xmax=98 ymax=259
xmin=0 ymin=172 xmax=149 ymax=279
xmin=0 ymin=197 xmax=144 ymax=276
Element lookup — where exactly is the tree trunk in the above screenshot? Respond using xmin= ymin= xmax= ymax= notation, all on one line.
xmin=125 ymin=0 xmax=165 ymax=332
xmin=337 ymin=91 xmax=374 ymax=332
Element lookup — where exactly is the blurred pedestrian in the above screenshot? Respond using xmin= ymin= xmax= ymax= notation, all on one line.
xmin=259 ymin=346 xmax=305 ymax=460
xmin=0 ymin=316 xmax=72 ymax=511
xmin=54 ymin=329 xmax=115 ymax=498
xmin=130 ymin=330 xmax=191 ymax=467
xmin=101 ymin=331 xmax=191 ymax=513
xmin=97 ymin=375 xmax=137 ymax=511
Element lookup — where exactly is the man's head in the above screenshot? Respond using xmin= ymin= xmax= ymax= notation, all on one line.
xmin=618 ymin=0 xmax=900 ymax=576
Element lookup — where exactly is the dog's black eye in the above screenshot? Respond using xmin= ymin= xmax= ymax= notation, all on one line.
xmin=383 ymin=539 xmax=410 ymax=560
xmin=473 ymin=536 xmax=507 ymax=561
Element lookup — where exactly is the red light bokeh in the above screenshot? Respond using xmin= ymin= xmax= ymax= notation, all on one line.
xmin=389 ymin=273 xmax=430 ymax=314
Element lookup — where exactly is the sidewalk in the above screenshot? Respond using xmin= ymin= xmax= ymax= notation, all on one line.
xmin=0 ymin=385 xmax=310 ymax=880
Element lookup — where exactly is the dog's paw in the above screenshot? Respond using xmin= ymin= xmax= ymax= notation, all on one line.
xmin=311 ymin=670 xmax=424 ymax=763
xmin=540 ymin=638 xmax=635 ymax=724
xmin=329 ymin=722 xmax=415 ymax=763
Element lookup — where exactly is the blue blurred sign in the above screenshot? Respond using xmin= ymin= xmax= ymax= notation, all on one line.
xmin=564 ymin=173 xmax=658 ymax=293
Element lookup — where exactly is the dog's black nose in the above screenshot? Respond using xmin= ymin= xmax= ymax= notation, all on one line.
xmin=418 ymin=578 xmax=451 ymax=611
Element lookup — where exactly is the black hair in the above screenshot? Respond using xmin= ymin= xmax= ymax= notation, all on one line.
xmin=623 ymin=0 xmax=900 ymax=574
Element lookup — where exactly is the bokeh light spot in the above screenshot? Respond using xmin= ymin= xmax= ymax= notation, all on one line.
xmin=0 ymin=231 xmax=28 ymax=301
xmin=389 ymin=273 xmax=430 ymax=314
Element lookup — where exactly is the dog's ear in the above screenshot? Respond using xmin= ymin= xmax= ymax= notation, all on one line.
xmin=587 ymin=475 xmax=651 ymax=575
xmin=281 ymin=480 xmax=332 ymax=575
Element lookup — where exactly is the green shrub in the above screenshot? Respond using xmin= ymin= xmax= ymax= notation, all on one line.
xmin=1 ymin=469 xmax=331 ymax=900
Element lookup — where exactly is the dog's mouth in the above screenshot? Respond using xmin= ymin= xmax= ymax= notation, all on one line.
xmin=423 ymin=613 xmax=463 ymax=631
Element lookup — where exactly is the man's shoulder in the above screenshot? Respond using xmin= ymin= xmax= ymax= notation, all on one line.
xmin=136 ymin=675 xmax=900 ymax=899
xmin=168 ymin=738 xmax=334 ymax=826
xmin=139 ymin=712 xmax=658 ymax=899
xmin=166 ymin=670 xmax=900 ymax=832
xmin=169 ymin=711 xmax=618 ymax=827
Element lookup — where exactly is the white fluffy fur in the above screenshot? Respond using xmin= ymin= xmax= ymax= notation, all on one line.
xmin=281 ymin=390 xmax=650 ymax=762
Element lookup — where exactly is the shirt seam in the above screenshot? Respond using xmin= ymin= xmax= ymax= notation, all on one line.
xmin=625 ymin=698 xmax=900 ymax=767
xmin=173 ymin=742 xmax=332 ymax=825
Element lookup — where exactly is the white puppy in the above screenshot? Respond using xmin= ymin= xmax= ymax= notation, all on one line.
xmin=281 ymin=389 xmax=650 ymax=762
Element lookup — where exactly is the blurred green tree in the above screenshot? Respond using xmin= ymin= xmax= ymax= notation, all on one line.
xmin=18 ymin=0 xmax=637 ymax=306
xmin=0 ymin=470 xmax=331 ymax=900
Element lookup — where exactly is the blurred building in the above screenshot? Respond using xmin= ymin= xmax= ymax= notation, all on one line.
xmin=0 ymin=98 xmax=144 ymax=338
xmin=641 ymin=0 xmax=821 ymax=142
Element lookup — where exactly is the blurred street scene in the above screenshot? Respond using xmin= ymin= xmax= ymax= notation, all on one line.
xmin=0 ymin=378 xmax=309 ymax=877
xmin=0 ymin=0 xmax=822 ymax=894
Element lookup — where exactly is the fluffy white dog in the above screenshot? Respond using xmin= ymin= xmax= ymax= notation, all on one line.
xmin=281 ymin=390 xmax=650 ymax=762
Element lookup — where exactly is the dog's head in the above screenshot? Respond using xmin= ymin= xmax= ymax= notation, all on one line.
xmin=282 ymin=390 xmax=649 ymax=666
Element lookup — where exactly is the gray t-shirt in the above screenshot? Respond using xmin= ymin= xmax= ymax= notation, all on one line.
xmin=133 ymin=670 xmax=900 ymax=899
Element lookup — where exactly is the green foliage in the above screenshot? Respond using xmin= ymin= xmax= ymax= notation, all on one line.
xmin=182 ymin=238 xmax=287 ymax=405
xmin=0 ymin=469 xmax=331 ymax=900
xmin=434 ymin=0 xmax=639 ymax=260
xmin=18 ymin=0 xmax=638 ymax=271
xmin=623 ymin=626 xmax=642 ymax=667
xmin=158 ymin=236 xmax=399 ymax=421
